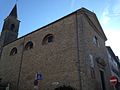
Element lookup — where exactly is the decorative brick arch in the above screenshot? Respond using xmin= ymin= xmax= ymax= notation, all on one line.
xmin=10 ymin=47 xmax=17 ymax=55
xmin=42 ymin=34 xmax=54 ymax=45
xmin=54 ymin=85 xmax=76 ymax=90
xmin=24 ymin=41 xmax=33 ymax=50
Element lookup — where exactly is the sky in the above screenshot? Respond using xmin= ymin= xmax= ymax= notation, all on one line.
xmin=0 ymin=0 xmax=120 ymax=57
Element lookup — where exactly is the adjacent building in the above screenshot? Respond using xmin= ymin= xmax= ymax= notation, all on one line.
xmin=106 ymin=46 xmax=120 ymax=90
xmin=0 ymin=4 xmax=117 ymax=90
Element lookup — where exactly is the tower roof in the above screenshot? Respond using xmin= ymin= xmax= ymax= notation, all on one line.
xmin=9 ymin=4 xmax=17 ymax=18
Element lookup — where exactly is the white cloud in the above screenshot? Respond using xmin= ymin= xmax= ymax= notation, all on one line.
xmin=101 ymin=7 xmax=110 ymax=25
xmin=100 ymin=0 xmax=120 ymax=25
xmin=100 ymin=0 xmax=120 ymax=58
xmin=105 ymin=29 xmax=120 ymax=57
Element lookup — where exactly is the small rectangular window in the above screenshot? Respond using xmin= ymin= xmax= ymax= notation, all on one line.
xmin=93 ymin=36 xmax=100 ymax=47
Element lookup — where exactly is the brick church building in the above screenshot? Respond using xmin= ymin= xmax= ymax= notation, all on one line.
xmin=0 ymin=4 xmax=115 ymax=90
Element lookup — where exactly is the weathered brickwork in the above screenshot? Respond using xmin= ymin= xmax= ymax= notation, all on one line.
xmin=76 ymin=10 xmax=112 ymax=90
xmin=0 ymin=7 xmax=112 ymax=90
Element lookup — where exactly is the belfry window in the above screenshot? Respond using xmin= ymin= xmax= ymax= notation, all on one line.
xmin=25 ymin=41 xmax=33 ymax=50
xmin=42 ymin=34 xmax=54 ymax=45
xmin=10 ymin=47 xmax=17 ymax=56
xmin=10 ymin=24 xmax=15 ymax=31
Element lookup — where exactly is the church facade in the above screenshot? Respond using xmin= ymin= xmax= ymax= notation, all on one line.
xmin=0 ymin=4 xmax=114 ymax=90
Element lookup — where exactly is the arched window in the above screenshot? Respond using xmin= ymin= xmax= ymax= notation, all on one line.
xmin=10 ymin=47 xmax=17 ymax=56
xmin=10 ymin=24 xmax=15 ymax=31
xmin=24 ymin=41 xmax=33 ymax=50
xmin=42 ymin=34 xmax=54 ymax=45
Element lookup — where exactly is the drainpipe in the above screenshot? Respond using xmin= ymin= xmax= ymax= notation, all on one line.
xmin=17 ymin=37 xmax=25 ymax=90
xmin=75 ymin=12 xmax=82 ymax=90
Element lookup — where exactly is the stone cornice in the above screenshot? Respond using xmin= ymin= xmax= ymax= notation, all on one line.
xmin=80 ymin=11 xmax=107 ymax=41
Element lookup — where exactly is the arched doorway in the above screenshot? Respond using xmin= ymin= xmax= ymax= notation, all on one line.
xmin=54 ymin=85 xmax=76 ymax=90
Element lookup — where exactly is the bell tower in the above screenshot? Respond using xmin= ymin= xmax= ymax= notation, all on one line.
xmin=0 ymin=4 xmax=20 ymax=47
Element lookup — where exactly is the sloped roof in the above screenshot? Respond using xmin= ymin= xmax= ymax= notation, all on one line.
xmin=2 ymin=7 xmax=107 ymax=46
xmin=9 ymin=4 xmax=17 ymax=18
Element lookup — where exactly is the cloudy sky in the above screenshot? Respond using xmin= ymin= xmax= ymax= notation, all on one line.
xmin=0 ymin=0 xmax=120 ymax=57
